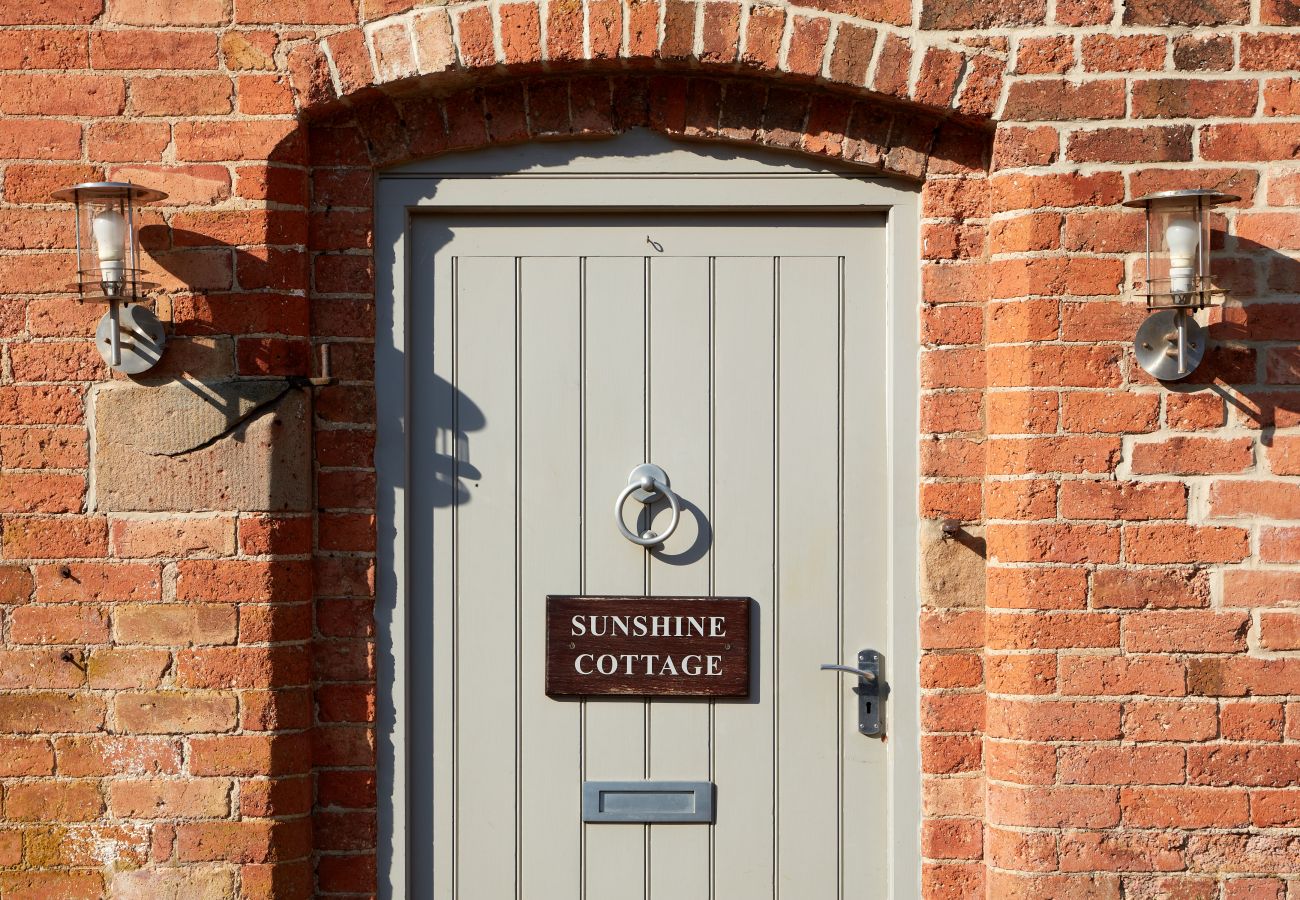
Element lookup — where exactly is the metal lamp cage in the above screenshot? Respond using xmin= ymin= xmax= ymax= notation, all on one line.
xmin=49 ymin=181 xmax=167 ymax=301
xmin=1122 ymin=188 xmax=1238 ymax=311
xmin=49 ymin=181 xmax=169 ymax=374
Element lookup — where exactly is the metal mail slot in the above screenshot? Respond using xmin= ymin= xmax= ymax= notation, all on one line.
xmin=582 ymin=781 xmax=715 ymax=824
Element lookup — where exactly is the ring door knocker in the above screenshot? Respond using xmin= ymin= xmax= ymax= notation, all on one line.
xmin=614 ymin=464 xmax=681 ymax=548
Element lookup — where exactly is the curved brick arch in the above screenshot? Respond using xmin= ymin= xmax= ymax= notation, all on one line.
xmin=301 ymin=70 xmax=990 ymax=181
xmin=282 ymin=1 xmax=1006 ymax=132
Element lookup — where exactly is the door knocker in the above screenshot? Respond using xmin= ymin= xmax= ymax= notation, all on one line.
xmin=613 ymin=464 xmax=681 ymax=547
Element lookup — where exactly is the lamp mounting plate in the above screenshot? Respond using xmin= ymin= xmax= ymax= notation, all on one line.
xmin=96 ymin=304 xmax=166 ymax=375
xmin=1135 ymin=309 xmax=1207 ymax=381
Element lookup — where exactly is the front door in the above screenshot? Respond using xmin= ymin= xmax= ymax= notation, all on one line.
xmin=376 ymin=135 xmax=920 ymax=899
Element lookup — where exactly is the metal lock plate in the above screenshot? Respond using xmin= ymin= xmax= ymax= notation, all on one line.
xmin=855 ymin=649 xmax=883 ymax=737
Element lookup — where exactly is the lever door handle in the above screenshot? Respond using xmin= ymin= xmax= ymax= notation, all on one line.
xmin=820 ymin=650 xmax=883 ymax=737
xmin=820 ymin=663 xmax=877 ymax=684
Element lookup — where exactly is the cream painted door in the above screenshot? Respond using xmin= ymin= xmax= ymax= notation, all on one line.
xmin=406 ymin=211 xmax=893 ymax=898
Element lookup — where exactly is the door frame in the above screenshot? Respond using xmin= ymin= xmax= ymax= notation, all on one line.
xmin=373 ymin=129 xmax=922 ymax=898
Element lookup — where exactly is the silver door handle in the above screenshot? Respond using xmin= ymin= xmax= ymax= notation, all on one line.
xmin=820 ymin=650 xmax=883 ymax=736
xmin=614 ymin=464 xmax=681 ymax=548
xmin=820 ymin=663 xmax=877 ymax=684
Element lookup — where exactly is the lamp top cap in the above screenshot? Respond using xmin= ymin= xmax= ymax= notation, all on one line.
xmin=1122 ymin=188 xmax=1240 ymax=209
xmin=49 ymin=181 xmax=167 ymax=204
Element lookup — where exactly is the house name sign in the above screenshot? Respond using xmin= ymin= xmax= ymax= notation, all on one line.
xmin=545 ymin=596 xmax=750 ymax=698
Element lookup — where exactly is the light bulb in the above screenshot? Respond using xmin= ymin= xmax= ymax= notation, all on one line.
xmin=1164 ymin=213 xmax=1199 ymax=295
xmin=91 ymin=207 xmax=127 ymax=291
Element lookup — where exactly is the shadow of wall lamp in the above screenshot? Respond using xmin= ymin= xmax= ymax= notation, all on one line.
xmin=1122 ymin=189 xmax=1237 ymax=381
xmin=50 ymin=181 xmax=168 ymax=375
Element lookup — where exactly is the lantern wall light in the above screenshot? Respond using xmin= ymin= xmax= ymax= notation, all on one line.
xmin=50 ymin=181 xmax=168 ymax=375
xmin=1122 ymin=189 xmax=1238 ymax=381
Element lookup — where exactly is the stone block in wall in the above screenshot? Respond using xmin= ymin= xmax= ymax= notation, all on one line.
xmin=921 ymin=520 xmax=986 ymax=608
xmin=92 ymin=381 xmax=309 ymax=513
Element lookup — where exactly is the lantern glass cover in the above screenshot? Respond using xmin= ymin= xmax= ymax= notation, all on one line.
xmin=1123 ymin=188 xmax=1237 ymax=310
xmin=49 ymin=182 xmax=166 ymax=301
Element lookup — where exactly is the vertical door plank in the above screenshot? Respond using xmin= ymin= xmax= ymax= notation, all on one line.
xmin=451 ymin=256 xmax=520 ymax=898
xmin=519 ymin=257 xmax=584 ymax=898
xmin=710 ymin=256 xmax=777 ymax=899
xmin=582 ymin=255 xmax=650 ymax=900
xmin=776 ymin=256 xmax=842 ymax=897
xmin=419 ymin=223 xmax=457 ymax=899
xmin=839 ymin=240 xmax=890 ymax=889
xmin=645 ymin=256 xmax=713 ymax=898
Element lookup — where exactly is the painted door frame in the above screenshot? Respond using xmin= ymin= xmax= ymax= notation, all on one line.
xmin=373 ymin=130 xmax=922 ymax=898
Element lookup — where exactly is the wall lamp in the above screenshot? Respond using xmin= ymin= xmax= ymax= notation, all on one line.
xmin=50 ymin=181 xmax=168 ymax=375
xmin=1122 ymin=189 xmax=1237 ymax=381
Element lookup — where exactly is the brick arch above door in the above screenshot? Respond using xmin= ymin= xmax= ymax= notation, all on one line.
xmin=280 ymin=1 xmax=1006 ymax=132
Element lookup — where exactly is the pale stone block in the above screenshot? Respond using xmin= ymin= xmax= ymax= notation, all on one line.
xmin=92 ymin=382 xmax=310 ymax=513
xmin=921 ymin=520 xmax=986 ymax=609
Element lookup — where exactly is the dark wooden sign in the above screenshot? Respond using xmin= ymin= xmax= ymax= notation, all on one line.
xmin=546 ymin=596 xmax=750 ymax=698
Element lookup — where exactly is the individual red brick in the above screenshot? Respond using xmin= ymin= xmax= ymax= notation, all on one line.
xmin=986 ymin=436 xmax=1119 ymax=475
xmin=1125 ymin=0 xmax=1247 ymax=23
xmin=1002 ymin=79 xmax=1125 ymax=121
xmin=132 ymin=74 xmax=231 ymax=116
xmin=1165 ymin=393 xmax=1225 ymax=430
xmin=1130 ymin=79 xmax=1258 ymax=119
xmin=921 ymin=734 xmax=982 ymax=774
xmin=190 ymin=733 xmax=311 ymax=777
xmin=113 ymin=691 xmax=237 ymax=734
xmin=871 ymin=33 xmax=911 ymax=99
xmin=992 ymin=126 xmax=1059 ymax=169
xmin=1210 ymin=481 xmax=1300 ymax=519
xmin=175 ymin=646 xmax=309 ymax=690
xmin=1220 ymin=701 xmax=1284 ymax=741
xmin=1122 ymin=786 xmax=1248 ymax=827
xmin=1081 ymin=34 xmax=1165 ymax=71
xmin=987 ymin=299 xmax=1058 ymax=343
xmin=989 ymin=522 xmax=1120 ymax=564
xmin=921 ymin=305 xmax=982 ymax=345
xmin=987 ymin=346 xmax=1122 ymax=388
xmin=1093 ymin=568 xmax=1208 ymax=611
xmin=10 ymin=606 xmax=108 ymax=645
xmin=993 ymin=171 xmax=1124 ymax=212
xmin=827 ymin=22 xmax=875 ymax=86
xmin=913 ymin=46 xmax=963 ymax=107
xmin=1059 ymin=831 xmax=1185 ymax=874
xmin=1263 ymin=78 xmax=1300 ymax=116
xmin=987 ymin=567 xmax=1085 ymax=612
xmin=236 ymin=0 xmax=356 ymax=23
xmin=1060 ymin=481 xmax=1185 ymax=521
xmin=921 ymin=653 xmax=982 ymax=689
xmin=1250 ymin=790 xmax=1300 ymax=828
xmin=0 ymin=693 xmax=103 ymax=733
xmin=923 ymin=818 xmax=982 ymax=860
xmin=988 ymin=782 xmax=1119 ymax=828
xmin=1124 ymin=699 xmax=1218 ymax=741
xmin=986 ymin=480 xmax=1057 ymax=520
xmin=175 ymin=819 xmax=310 ymax=864
xmin=988 ymin=697 xmax=1122 ymax=741
xmin=1130 ymin=437 xmax=1253 ymax=475
xmin=1061 ymin=392 xmax=1159 ymax=433
xmin=920 ymin=609 xmax=984 ymax=650
xmin=2 ymin=516 xmax=107 ymax=559
xmin=986 ymin=391 xmax=1058 ymax=435
xmin=175 ymin=560 xmax=311 ymax=602
xmin=1223 ymin=571 xmax=1300 ymax=608
xmin=34 ymin=563 xmax=160 ymax=603
xmin=1014 ymin=35 xmax=1072 ymax=74
xmin=921 ymin=0 xmax=1046 ymax=28
xmin=1201 ymin=124 xmax=1300 ymax=162
xmin=991 ymin=212 xmax=1062 ymax=253
xmin=0 ymin=73 xmax=126 ymax=115
xmin=1240 ymin=33 xmax=1300 ymax=69
xmin=1059 ymin=745 xmax=1184 ymax=785
xmin=5 ymin=781 xmax=103 ymax=822
xmin=988 ymin=612 xmax=1119 ymax=650
xmin=987 ymin=826 xmax=1059 ymax=871
xmin=1172 ymin=33 xmax=1234 ymax=70
xmin=1126 ymin=525 xmax=1249 ymax=564
xmin=1260 ymin=526 xmax=1300 ymax=563
xmin=1259 ymin=612 xmax=1300 ymax=651
xmin=782 ymin=16 xmax=828 ymax=78
xmin=92 ymin=30 xmax=217 ymax=69
xmin=986 ymin=653 xmax=1057 ymax=694
xmin=1189 ymin=744 xmax=1300 ymax=787
xmin=1068 ymin=125 xmax=1193 ymax=163
xmin=114 ymin=604 xmax=236 ymax=647
xmin=174 ymin=120 xmax=302 ymax=163
xmin=109 ymin=779 xmax=231 ymax=818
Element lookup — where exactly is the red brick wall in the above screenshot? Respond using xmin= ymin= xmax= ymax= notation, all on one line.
xmin=0 ymin=0 xmax=1299 ymax=896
